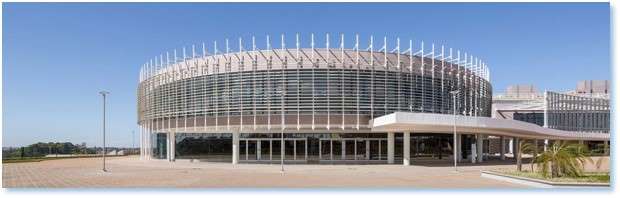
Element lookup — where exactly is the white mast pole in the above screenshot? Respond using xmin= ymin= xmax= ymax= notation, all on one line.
xmin=214 ymin=41 xmax=218 ymax=55
xmin=311 ymin=33 xmax=315 ymax=130
xmin=456 ymin=50 xmax=460 ymax=114
xmin=226 ymin=39 xmax=230 ymax=54
xmin=281 ymin=34 xmax=285 ymax=50
xmin=252 ymin=36 xmax=256 ymax=51
xmin=174 ymin=49 xmax=178 ymax=64
xmin=326 ymin=33 xmax=330 ymax=129
xmin=383 ymin=36 xmax=387 ymax=67
xmin=296 ymin=33 xmax=300 ymax=59
xmin=160 ymin=54 xmax=164 ymax=72
xmin=266 ymin=35 xmax=271 ymax=50
xmin=441 ymin=45 xmax=445 ymax=112
xmin=340 ymin=33 xmax=345 ymax=129
xmin=355 ymin=34 xmax=360 ymax=129
xmin=420 ymin=41 xmax=424 ymax=111
xmin=397 ymin=37 xmax=401 ymax=69
xmin=192 ymin=44 xmax=196 ymax=58
xmin=202 ymin=42 xmax=206 ymax=57
xmin=396 ymin=37 xmax=401 ymax=111
xmin=409 ymin=39 xmax=413 ymax=111
xmin=296 ymin=33 xmax=300 ymax=130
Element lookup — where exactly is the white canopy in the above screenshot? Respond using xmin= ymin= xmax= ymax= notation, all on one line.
xmin=371 ymin=112 xmax=609 ymax=141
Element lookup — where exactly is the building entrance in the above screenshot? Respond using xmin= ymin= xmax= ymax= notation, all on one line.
xmin=318 ymin=138 xmax=387 ymax=162
xmin=238 ymin=136 xmax=388 ymax=163
xmin=239 ymin=138 xmax=308 ymax=162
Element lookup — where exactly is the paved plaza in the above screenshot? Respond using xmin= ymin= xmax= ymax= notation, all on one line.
xmin=1 ymin=156 xmax=542 ymax=188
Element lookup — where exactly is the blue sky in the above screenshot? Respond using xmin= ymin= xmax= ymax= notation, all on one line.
xmin=2 ymin=3 xmax=610 ymax=147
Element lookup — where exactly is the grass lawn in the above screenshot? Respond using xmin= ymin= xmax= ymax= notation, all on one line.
xmin=497 ymin=170 xmax=609 ymax=183
xmin=2 ymin=158 xmax=46 ymax=163
xmin=2 ymin=155 xmax=130 ymax=163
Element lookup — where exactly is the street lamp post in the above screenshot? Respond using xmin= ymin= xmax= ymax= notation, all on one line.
xmin=132 ymin=130 xmax=135 ymax=155
xmin=99 ymin=91 xmax=109 ymax=172
xmin=450 ymin=90 xmax=460 ymax=172
xmin=280 ymin=129 xmax=284 ymax=174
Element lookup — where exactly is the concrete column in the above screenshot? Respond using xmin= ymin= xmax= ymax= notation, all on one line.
xmin=170 ymin=132 xmax=175 ymax=161
xmin=144 ymin=130 xmax=149 ymax=159
xmin=544 ymin=139 xmax=549 ymax=152
xmin=476 ymin=134 xmax=483 ymax=163
xmin=232 ymin=132 xmax=239 ymax=164
xmin=387 ymin=132 xmax=395 ymax=164
xmin=365 ymin=140 xmax=370 ymax=160
xmin=318 ymin=141 xmax=322 ymax=160
xmin=354 ymin=141 xmax=357 ymax=160
xmin=509 ymin=138 xmax=514 ymax=154
xmin=471 ymin=142 xmax=476 ymax=164
xmin=341 ymin=140 xmax=346 ymax=160
xmin=139 ymin=129 xmax=143 ymax=159
xmin=281 ymin=138 xmax=285 ymax=161
xmin=378 ymin=140 xmax=382 ymax=160
xmin=148 ymin=131 xmax=152 ymax=160
xmin=144 ymin=130 xmax=149 ymax=160
xmin=166 ymin=133 xmax=171 ymax=161
xmin=330 ymin=140 xmax=333 ymax=160
xmin=143 ymin=130 xmax=148 ymax=160
xmin=257 ymin=140 xmax=262 ymax=160
xmin=500 ymin=136 xmax=506 ymax=160
xmin=456 ymin=134 xmax=462 ymax=162
xmin=403 ymin=132 xmax=411 ymax=166
xmin=139 ymin=128 xmax=143 ymax=159
xmin=513 ymin=137 xmax=520 ymax=160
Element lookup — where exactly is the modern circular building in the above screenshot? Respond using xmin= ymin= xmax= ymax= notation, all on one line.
xmin=138 ymin=34 xmax=494 ymax=164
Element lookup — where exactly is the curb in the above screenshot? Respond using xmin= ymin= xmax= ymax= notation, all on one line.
xmin=481 ymin=171 xmax=610 ymax=188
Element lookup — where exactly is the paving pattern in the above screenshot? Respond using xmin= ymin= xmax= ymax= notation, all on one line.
xmin=3 ymin=156 xmax=535 ymax=188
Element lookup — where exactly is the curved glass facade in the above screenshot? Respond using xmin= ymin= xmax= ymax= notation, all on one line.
xmin=138 ymin=42 xmax=493 ymax=162
xmin=138 ymin=49 xmax=492 ymax=132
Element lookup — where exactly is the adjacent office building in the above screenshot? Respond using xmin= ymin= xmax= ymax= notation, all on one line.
xmin=137 ymin=34 xmax=609 ymax=165
xmin=492 ymin=81 xmax=610 ymax=156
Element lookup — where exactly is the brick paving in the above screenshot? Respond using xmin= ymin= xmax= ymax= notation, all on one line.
xmin=3 ymin=156 xmax=536 ymax=188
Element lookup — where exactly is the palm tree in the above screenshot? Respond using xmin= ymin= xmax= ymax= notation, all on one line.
xmin=516 ymin=141 xmax=534 ymax=172
xmin=536 ymin=141 xmax=592 ymax=178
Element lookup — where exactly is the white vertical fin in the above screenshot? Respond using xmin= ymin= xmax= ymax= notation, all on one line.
xmin=296 ymin=33 xmax=300 ymax=59
xmin=214 ymin=41 xmax=218 ymax=55
xmin=225 ymin=39 xmax=229 ymax=54
xmin=252 ymin=36 xmax=256 ymax=51
xmin=396 ymin=37 xmax=400 ymax=69
xmin=174 ymin=49 xmax=178 ymax=63
xmin=281 ymin=34 xmax=285 ymax=50
xmin=202 ymin=42 xmax=206 ymax=57
xmin=239 ymin=37 xmax=243 ymax=52
xmin=192 ymin=44 xmax=196 ymax=58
